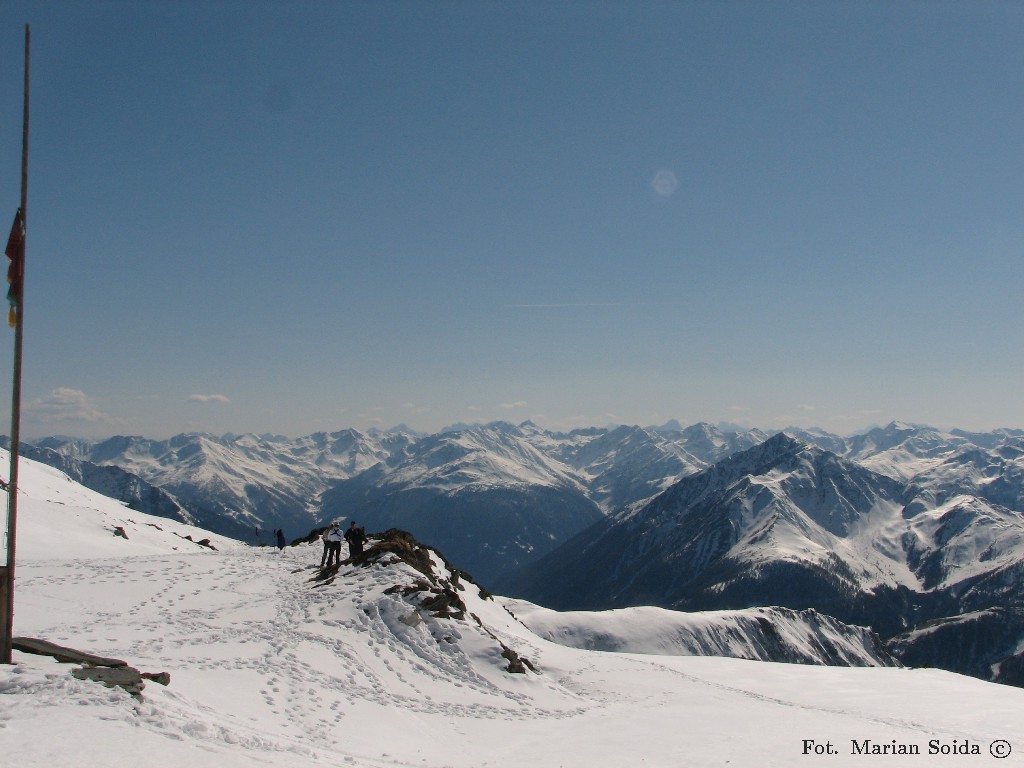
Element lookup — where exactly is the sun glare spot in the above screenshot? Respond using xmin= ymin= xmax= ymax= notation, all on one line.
xmin=651 ymin=169 xmax=678 ymax=197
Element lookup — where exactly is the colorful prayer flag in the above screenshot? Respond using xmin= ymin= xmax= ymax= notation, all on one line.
xmin=5 ymin=209 xmax=24 ymax=328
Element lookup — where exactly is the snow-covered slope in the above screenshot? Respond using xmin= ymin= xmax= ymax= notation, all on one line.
xmin=5 ymin=439 xmax=194 ymax=527
xmin=554 ymin=424 xmax=705 ymax=510
xmin=502 ymin=434 xmax=909 ymax=607
xmin=1 ymin=447 xmax=241 ymax=560
xmin=844 ymin=422 xmax=970 ymax=480
xmin=374 ymin=422 xmax=585 ymax=492
xmin=4 ymin=458 xmax=1024 ymax=767
xmin=503 ymin=600 xmax=894 ymax=667
xmin=804 ymin=422 xmax=1024 ymax=514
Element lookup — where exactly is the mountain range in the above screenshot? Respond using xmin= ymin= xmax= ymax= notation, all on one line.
xmin=23 ymin=421 xmax=1024 ymax=575
xmin=17 ymin=419 xmax=1024 ymax=686
xmin=24 ymin=421 xmax=770 ymax=577
xmin=497 ymin=432 xmax=1024 ymax=686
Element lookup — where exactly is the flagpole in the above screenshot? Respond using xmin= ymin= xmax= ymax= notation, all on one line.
xmin=1 ymin=24 xmax=29 ymax=665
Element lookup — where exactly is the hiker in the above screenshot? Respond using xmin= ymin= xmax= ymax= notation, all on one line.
xmin=325 ymin=522 xmax=344 ymax=568
xmin=319 ymin=527 xmax=331 ymax=567
xmin=344 ymin=521 xmax=368 ymax=559
xmin=276 ymin=529 xmax=286 ymax=550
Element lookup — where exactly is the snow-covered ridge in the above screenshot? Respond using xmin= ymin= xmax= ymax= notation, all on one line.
xmin=503 ymin=600 xmax=895 ymax=667
xmin=0 ymin=447 xmax=241 ymax=560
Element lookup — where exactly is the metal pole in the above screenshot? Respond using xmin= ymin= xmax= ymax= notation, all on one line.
xmin=2 ymin=24 xmax=29 ymax=665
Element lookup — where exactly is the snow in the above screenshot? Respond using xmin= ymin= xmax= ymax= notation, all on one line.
xmin=384 ymin=426 xmax=587 ymax=494
xmin=2 ymin=453 xmax=1024 ymax=767
xmin=904 ymin=495 xmax=1024 ymax=587
xmin=500 ymin=600 xmax=891 ymax=666
xmin=4 ymin=452 xmax=242 ymax=561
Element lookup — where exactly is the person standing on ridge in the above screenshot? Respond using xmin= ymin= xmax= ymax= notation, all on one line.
xmin=326 ymin=522 xmax=344 ymax=568
xmin=276 ymin=529 xmax=286 ymax=551
xmin=344 ymin=521 xmax=367 ymax=559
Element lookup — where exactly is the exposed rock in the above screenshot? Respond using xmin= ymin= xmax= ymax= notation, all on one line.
xmin=72 ymin=665 xmax=146 ymax=696
xmin=355 ymin=528 xmax=436 ymax=578
xmin=141 ymin=671 xmax=172 ymax=686
xmin=500 ymin=645 xmax=535 ymax=674
xmin=175 ymin=532 xmax=218 ymax=550
xmin=307 ymin=528 xmax=536 ymax=675
xmin=420 ymin=587 xmax=467 ymax=620
xmin=294 ymin=525 xmax=331 ymax=546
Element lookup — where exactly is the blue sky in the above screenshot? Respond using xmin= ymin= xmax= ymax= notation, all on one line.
xmin=1 ymin=1 xmax=1023 ymax=439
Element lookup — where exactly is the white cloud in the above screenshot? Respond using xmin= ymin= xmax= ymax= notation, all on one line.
xmin=189 ymin=394 xmax=230 ymax=405
xmin=498 ymin=401 xmax=528 ymax=410
xmin=27 ymin=388 xmax=107 ymax=422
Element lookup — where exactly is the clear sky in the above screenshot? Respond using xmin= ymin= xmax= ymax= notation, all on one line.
xmin=0 ymin=1 xmax=1022 ymax=440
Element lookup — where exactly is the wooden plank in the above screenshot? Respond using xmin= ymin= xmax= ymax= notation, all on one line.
xmin=12 ymin=636 xmax=127 ymax=667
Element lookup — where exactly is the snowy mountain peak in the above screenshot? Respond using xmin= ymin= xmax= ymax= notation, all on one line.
xmin=648 ymin=418 xmax=684 ymax=433
xmin=634 ymin=433 xmax=902 ymax=548
xmin=679 ymin=421 xmax=727 ymax=446
xmin=737 ymin=430 xmax=808 ymax=464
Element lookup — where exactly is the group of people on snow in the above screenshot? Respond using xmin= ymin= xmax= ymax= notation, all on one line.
xmin=320 ymin=520 xmax=368 ymax=568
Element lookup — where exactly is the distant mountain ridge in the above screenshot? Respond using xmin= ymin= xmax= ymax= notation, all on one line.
xmin=22 ymin=420 xmax=1024 ymax=584
xmin=504 ymin=600 xmax=896 ymax=668
xmin=31 ymin=429 xmax=419 ymax=542
xmin=23 ymin=421 xmax=768 ymax=574
xmin=496 ymin=432 xmax=1024 ymax=686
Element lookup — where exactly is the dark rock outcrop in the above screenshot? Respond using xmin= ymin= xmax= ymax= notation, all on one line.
xmin=307 ymin=528 xmax=534 ymax=674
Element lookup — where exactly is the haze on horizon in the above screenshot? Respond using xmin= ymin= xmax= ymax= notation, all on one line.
xmin=1 ymin=2 xmax=1022 ymax=440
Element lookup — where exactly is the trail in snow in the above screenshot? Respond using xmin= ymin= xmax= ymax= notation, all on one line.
xmin=6 ymin=542 xmax=1024 ymax=768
